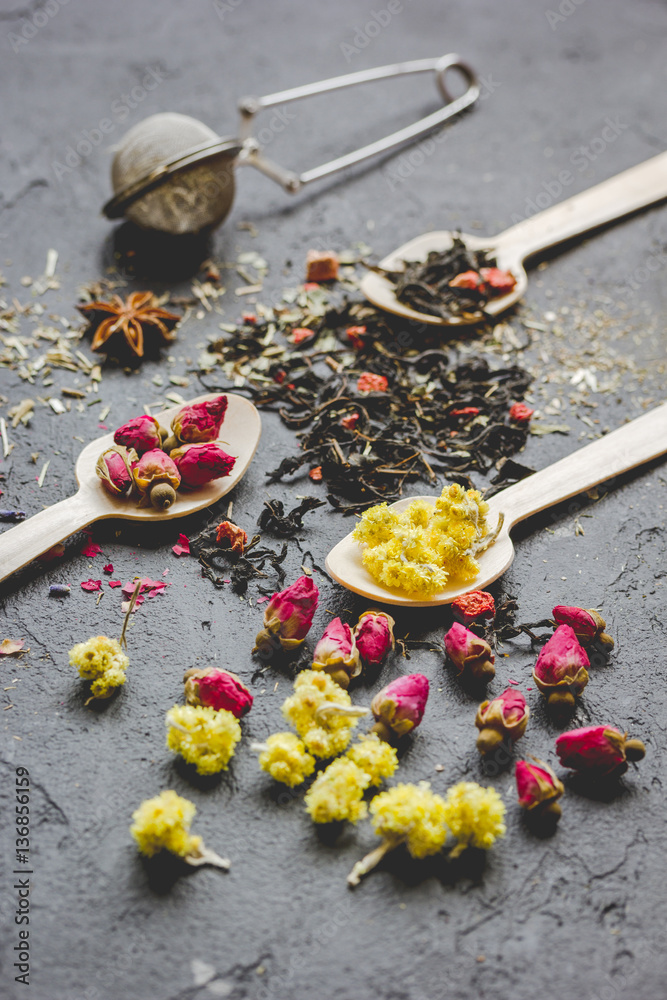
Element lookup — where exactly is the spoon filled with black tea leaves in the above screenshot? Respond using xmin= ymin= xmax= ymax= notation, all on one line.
xmin=361 ymin=151 xmax=667 ymax=326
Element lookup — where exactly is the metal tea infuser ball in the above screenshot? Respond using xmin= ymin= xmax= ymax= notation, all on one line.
xmin=103 ymin=54 xmax=479 ymax=236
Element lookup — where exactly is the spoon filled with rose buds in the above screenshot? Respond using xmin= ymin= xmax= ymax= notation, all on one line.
xmin=0 ymin=393 xmax=261 ymax=584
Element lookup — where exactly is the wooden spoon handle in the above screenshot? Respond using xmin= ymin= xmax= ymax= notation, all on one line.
xmin=495 ymin=150 xmax=667 ymax=261
xmin=0 ymin=491 xmax=99 ymax=584
xmin=497 ymin=402 xmax=667 ymax=525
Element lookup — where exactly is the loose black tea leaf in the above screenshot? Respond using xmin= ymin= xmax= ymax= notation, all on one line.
xmin=257 ymin=496 xmax=325 ymax=536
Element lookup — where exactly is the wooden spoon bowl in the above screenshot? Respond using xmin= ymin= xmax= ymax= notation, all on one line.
xmin=0 ymin=392 xmax=261 ymax=584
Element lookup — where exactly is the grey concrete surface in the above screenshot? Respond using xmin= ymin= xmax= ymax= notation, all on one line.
xmin=0 ymin=1 xmax=666 ymax=998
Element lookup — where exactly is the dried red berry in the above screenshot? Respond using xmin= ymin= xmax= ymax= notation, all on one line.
xmin=479 ymin=267 xmax=517 ymax=295
xmin=357 ymin=372 xmax=388 ymax=393
xmin=452 ymin=591 xmax=495 ymax=623
xmin=308 ymin=466 xmax=323 ymax=482
xmin=509 ymin=402 xmax=534 ymax=424
xmin=449 ymin=270 xmax=481 ymax=290
xmin=340 ymin=412 xmax=360 ymax=430
xmin=346 ymin=325 xmax=367 ymax=350
xmin=291 ymin=327 xmax=315 ymax=345
xmin=450 ymin=407 xmax=480 ymax=419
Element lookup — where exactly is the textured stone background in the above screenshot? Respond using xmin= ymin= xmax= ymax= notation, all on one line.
xmin=1 ymin=1 xmax=666 ymax=998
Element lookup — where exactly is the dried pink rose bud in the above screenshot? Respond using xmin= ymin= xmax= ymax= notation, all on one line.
xmin=132 ymin=449 xmax=181 ymax=509
xmin=312 ymin=618 xmax=361 ymax=688
xmin=170 ymin=443 xmax=236 ymax=489
xmin=533 ymin=624 xmax=589 ymax=713
xmin=172 ymin=395 xmax=228 ymax=444
xmin=114 ymin=415 xmax=163 ymax=455
xmin=443 ymin=622 xmax=495 ymax=682
xmin=515 ymin=759 xmax=564 ymax=821
xmin=253 ymin=575 xmax=319 ymax=654
xmin=475 ymin=688 xmax=529 ymax=754
xmin=553 ymin=605 xmax=614 ymax=650
xmin=353 ymin=609 xmax=395 ymax=670
xmin=370 ymin=673 xmax=429 ymax=741
xmin=555 ymin=725 xmax=645 ymax=776
xmin=184 ymin=667 xmax=253 ymax=718
xmin=96 ymin=445 xmax=136 ymax=496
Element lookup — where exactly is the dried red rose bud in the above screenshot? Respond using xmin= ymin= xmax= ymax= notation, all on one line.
xmin=215 ymin=520 xmax=247 ymax=554
xmin=171 ymin=395 xmax=228 ymax=444
xmin=452 ymin=591 xmax=495 ymax=624
xmin=353 ymin=609 xmax=395 ymax=670
xmin=475 ymin=688 xmax=529 ymax=754
xmin=312 ymin=618 xmax=361 ymax=688
xmin=184 ymin=667 xmax=253 ymax=718
xmin=479 ymin=267 xmax=517 ymax=295
xmin=357 ymin=372 xmax=388 ymax=393
xmin=170 ymin=443 xmax=236 ymax=489
xmin=449 ymin=270 xmax=481 ymax=290
xmin=555 ymin=725 xmax=645 ymax=776
xmin=96 ymin=445 xmax=136 ymax=496
xmin=552 ymin=605 xmax=614 ymax=650
xmin=253 ymin=575 xmax=319 ymax=654
xmin=533 ymin=624 xmax=589 ymax=713
xmin=370 ymin=673 xmax=429 ymax=741
xmin=114 ymin=414 xmax=164 ymax=455
xmin=132 ymin=449 xmax=181 ymax=509
xmin=346 ymin=325 xmax=367 ymax=350
xmin=340 ymin=412 xmax=360 ymax=430
xmin=509 ymin=402 xmax=534 ymax=424
xmin=515 ymin=759 xmax=564 ymax=820
xmin=444 ymin=623 xmax=495 ymax=682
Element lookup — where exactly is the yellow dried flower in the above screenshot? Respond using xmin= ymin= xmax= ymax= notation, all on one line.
xmin=130 ymin=789 xmax=202 ymax=858
xmin=304 ymin=758 xmax=370 ymax=824
xmin=348 ymin=781 xmax=447 ymax=886
xmin=165 ymin=704 xmax=241 ymax=775
xmin=69 ymin=635 xmax=129 ymax=699
xmin=346 ymin=734 xmax=398 ymax=786
xmin=281 ymin=670 xmax=362 ymax=758
xmin=371 ymin=781 xmax=448 ymax=858
xmin=441 ymin=781 xmax=506 ymax=857
xmin=255 ymin=732 xmax=316 ymax=787
xmin=352 ymin=483 xmax=492 ymax=597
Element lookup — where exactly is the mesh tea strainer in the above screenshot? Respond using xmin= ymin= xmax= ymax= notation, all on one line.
xmin=103 ymin=54 xmax=479 ymax=236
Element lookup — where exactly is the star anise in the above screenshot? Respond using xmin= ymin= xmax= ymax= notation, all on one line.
xmin=77 ymin=291 xmax=181 ymax=360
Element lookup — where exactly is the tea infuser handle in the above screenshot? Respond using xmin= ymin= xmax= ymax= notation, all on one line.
xmin=236 ymin=54 xmax=479 ymax=193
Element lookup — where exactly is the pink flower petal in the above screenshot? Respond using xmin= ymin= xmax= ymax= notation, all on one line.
xmin=0 ymin=638 xmax=25 ymax=655
xmin=103 ymin=563 xmax=114 ymax=574
xmin=81 ymin=579 xmax=102 ymax=592
xmin=82 ymin=542 xmax=103 ymax=558
xmin=108 ymin=580 xmax=122 ymax=588
xmin=172 ymin=533 xmax=190 ymax=557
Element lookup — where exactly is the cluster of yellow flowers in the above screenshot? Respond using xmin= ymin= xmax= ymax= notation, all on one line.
xmin=256 ymin=733 xmax=316 ymax=787
xmin=352 ymin=484 xmax=491 ymax=596
xmin=305 ymin=758 xmax=370 ymax=824
xmin=281 ymin=670 xmax=362 ymax=758
xmin=348 ymin=779 xmax=506 ymax=885
xmin=165 ymin=704 xmax=242 ymax=775
xmin=346 ymin=734 xmax=398 ymax=786
xmin=130 ymin=790 xmax=202 ymax=859
xmin=69 ymin=636 xmax=129 ymax=699
xmin=441 ymin=781 xmax=507 ymax=857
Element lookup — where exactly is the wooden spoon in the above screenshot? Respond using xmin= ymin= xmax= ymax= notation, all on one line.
xmin=0 ymin=392 xmax=261 ymax=585
xmin=361 ymin=151 xmax=667 ymax=326
xmin=325 ymin=401 xmax=667 ymax=607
